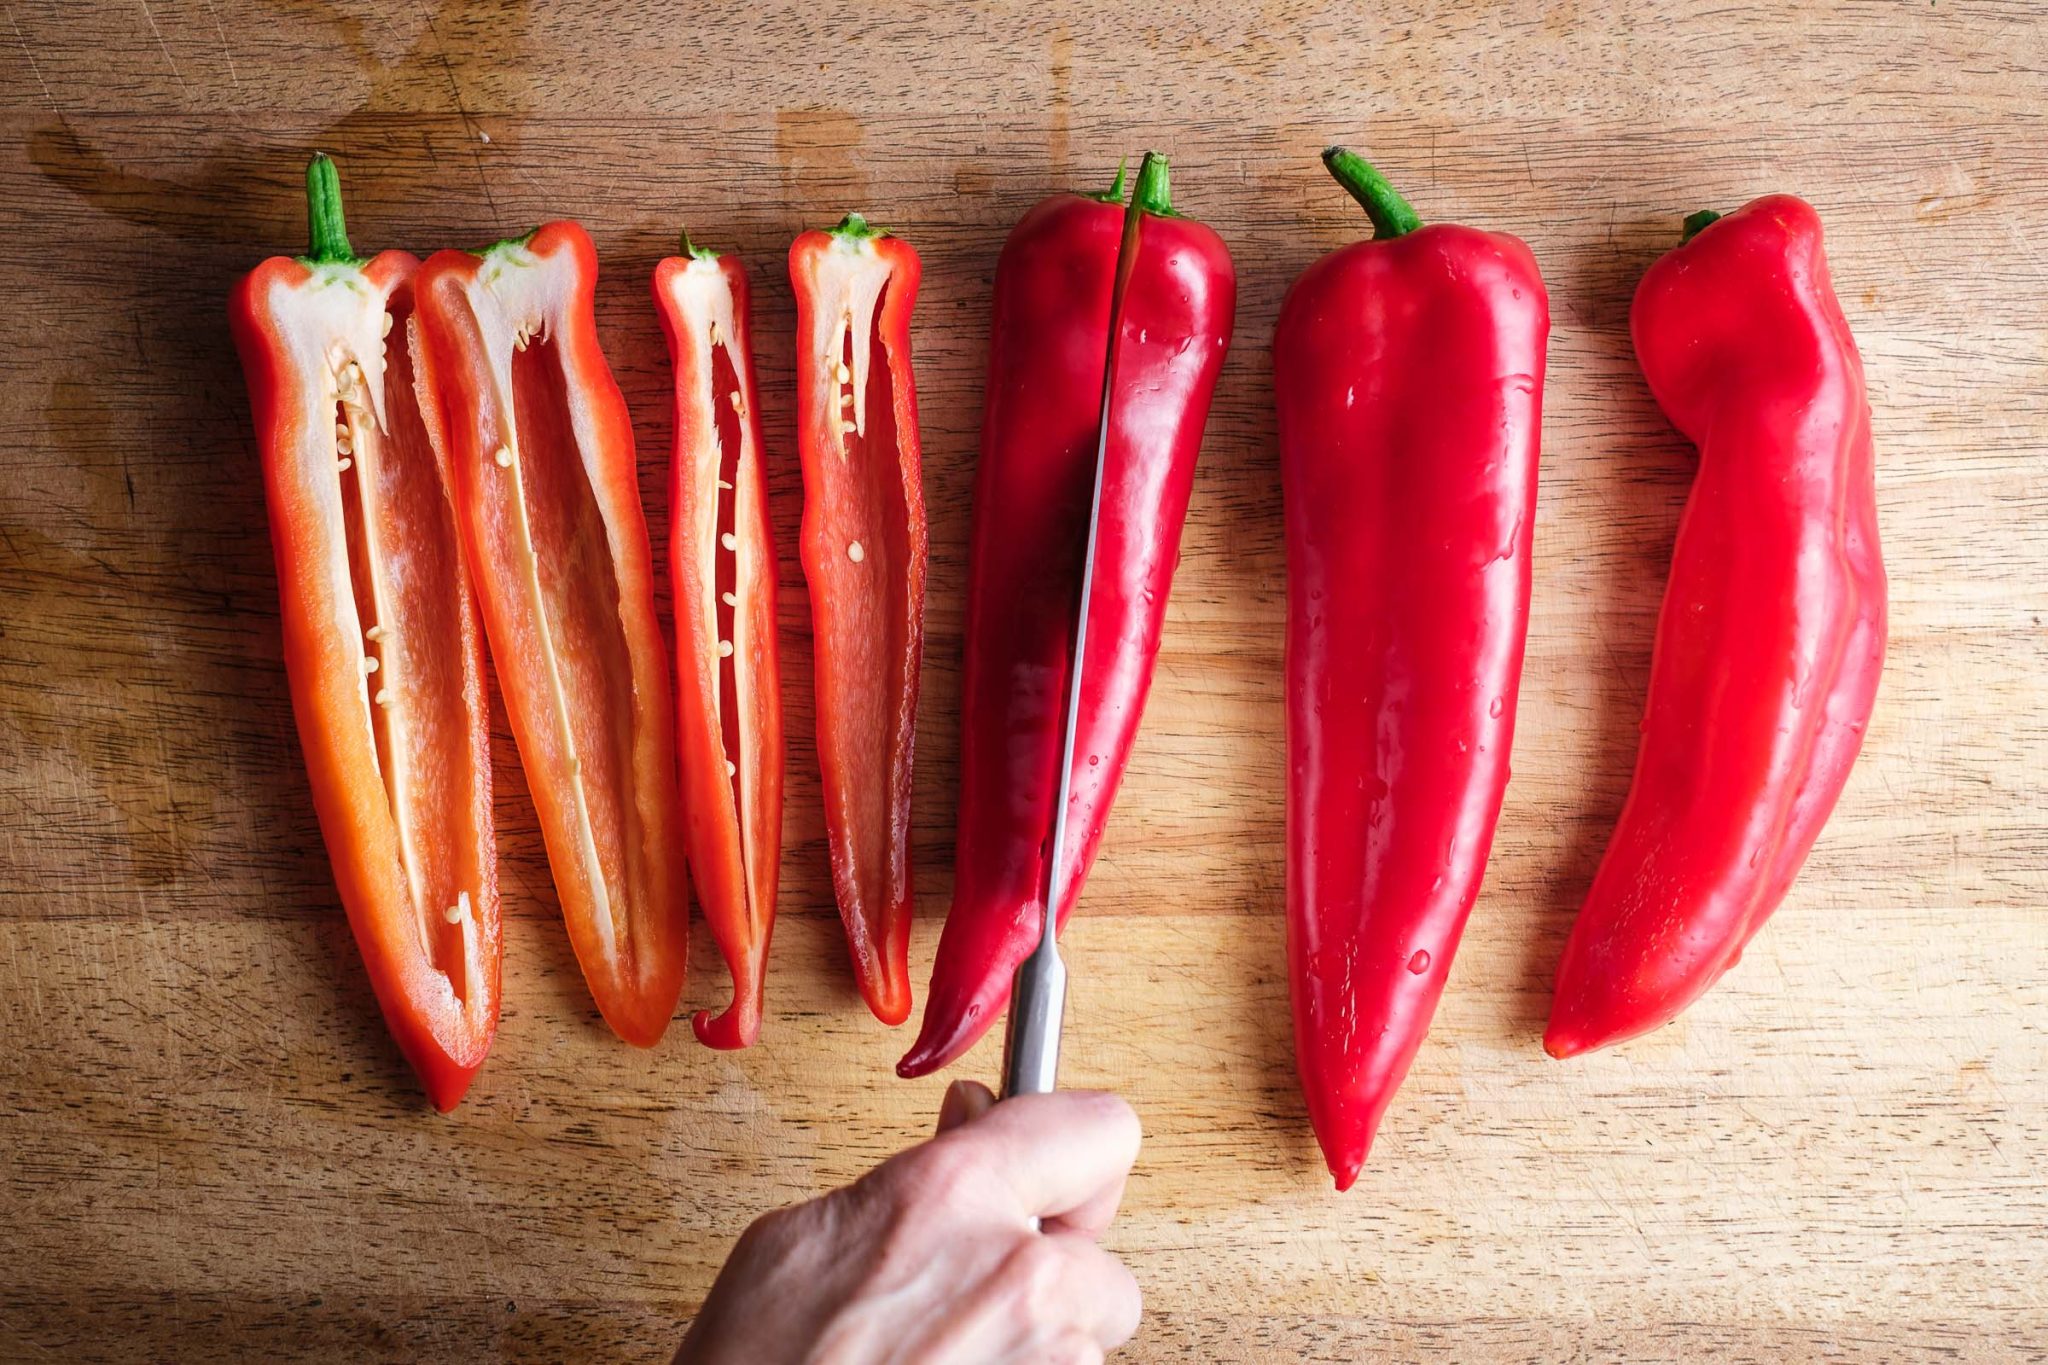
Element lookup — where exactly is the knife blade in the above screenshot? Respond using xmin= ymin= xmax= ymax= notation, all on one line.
xmin=999 ymin=165 xmax=1149 ymax=1100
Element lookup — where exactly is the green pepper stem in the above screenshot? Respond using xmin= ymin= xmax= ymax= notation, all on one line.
xmin=1087 ymin=158 xmax=1129 ymax=205
xmin=1681 ymin=209 xmax=1723 ymax=243
xmin=302 ymin=154 xmax=358 ymax=264
xmin=830 ymin=212 xmax=886 ymax=241
xmin=1131 ymin=151 xmax=1174 ymax=216
xmin=1321 ymin=146 xmax=1422 ymax=240
xmin=682 ymin=229 xmax=718 ymax=261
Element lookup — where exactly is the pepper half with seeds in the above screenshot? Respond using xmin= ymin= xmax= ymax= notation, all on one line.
xmin=787 ymin=214 xmax=929 ymax=1027
xmin=654 ymin=239 xmax=784 ymax=1050
xmin=412 ymin=218 xmax=690 ymax=1047
xmin=229 ymin=154 xmax=501 ymax=1109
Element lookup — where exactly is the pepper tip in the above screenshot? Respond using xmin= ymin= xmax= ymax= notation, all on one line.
xmin=1542 ymin=1019 xmax=1597 ymax=1060
xmin=1322 ymin=1137 xmax=1369 ymax=1192
xmin=692 ymin=1005 xmax=759 ymax=1051
xmin=420 ymin=1064 xmax=481 ymax=1113
xmin=861 ymin=972 xmax=913 ymax=1029
xmin=895 ymin=1030 xmax=950 ymax=1079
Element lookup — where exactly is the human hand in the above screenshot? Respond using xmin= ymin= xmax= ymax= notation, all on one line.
xmin=675 ymin=1082 xmax=1144 ymax=1364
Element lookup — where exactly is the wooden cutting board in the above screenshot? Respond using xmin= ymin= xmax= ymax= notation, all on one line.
xmin=3 ymin=2 xmax=2043 ymax=1360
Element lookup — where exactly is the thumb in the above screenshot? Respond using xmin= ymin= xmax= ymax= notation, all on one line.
xmin=935 ymin=1079 xmax=997 ymax=1134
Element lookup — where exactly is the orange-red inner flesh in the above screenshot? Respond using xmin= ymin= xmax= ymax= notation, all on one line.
xmin=710 ymin=339 xmax=745 ymax=819
xmin=336 ymin=397 xmax=397 ymax=819
xmin=508 ymin=334 xmax=641 ymax=948
xmin=352 ymin=308 xmax=481 ymax=1001
xmin=826 ymin=284 xmax=911 ymax=935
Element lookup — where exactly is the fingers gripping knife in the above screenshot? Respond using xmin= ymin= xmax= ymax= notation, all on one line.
xmin=999 ymin=175 xmax=1147 ymax=1100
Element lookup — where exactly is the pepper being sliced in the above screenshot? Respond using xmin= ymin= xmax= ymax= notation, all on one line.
xmin=228 ymin=155 xmax=499 ymax=1109
xmin=1274 ymin=149 xmax=1549 ymax=1188
xmin=411 ymin=220 xmax=689 ymax=1047
xmin=788 ymin=215 xmax=927 ymax=1027
xmin=899 ymin=154 xmax=1236 ymax=1078
xmin=653 ymin=239 xmax=784 ymax=1050
xmin=1546 ymin=196 xmax=1885 ymax=1059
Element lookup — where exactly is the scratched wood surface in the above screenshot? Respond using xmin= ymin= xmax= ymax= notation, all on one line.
xmin=2 ymin=1 xmax=2045 ymax=1361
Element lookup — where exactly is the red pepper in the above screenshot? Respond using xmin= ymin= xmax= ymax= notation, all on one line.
xmin=1274 ymin=150 xmax=1548 ymax=1188
xmin=412 ymin=220 xmax=690 ymax=1047
xmin=899 ymin=154 xmax=1236 ymax=1078
xmin=788 ymin=216 xmax=928 ymax=1026
xmin=228 ymin=156 xmax=499 ymax=1109
xmin=1546 ymin=196 xmax=1885 ymax=1058
xmin=653 ymin=240 xmax=784 ymax=1050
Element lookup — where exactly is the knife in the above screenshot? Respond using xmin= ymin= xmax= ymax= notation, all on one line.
xmin=999 ymin=166 xmax=1148 ymax=1100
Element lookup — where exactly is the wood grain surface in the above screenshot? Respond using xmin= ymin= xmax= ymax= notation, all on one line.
xmin=3 ymin=2 xmax=2045 ymax=1361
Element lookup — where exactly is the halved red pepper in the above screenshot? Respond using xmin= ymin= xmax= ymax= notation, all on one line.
xmin=412 ymin=220 xmax=690 ymax=1047
xmin=229 ymin=155 xmax=499 ymax=1109
xmin=788 ymin=216 xmax=927 ymax=1026
xmin=1275 ymin=150 xmax=1548 ymax=1187
xmin=899 ymin=154 xmax=1236 ymax=1078
xmin=653 ymin=240 xmax=784 ymax=1050
xmin=1546 ymin=196 xmax=1885 ymax=1058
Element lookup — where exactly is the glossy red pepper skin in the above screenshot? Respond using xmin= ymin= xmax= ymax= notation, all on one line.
xmin=654 ymin=245 xmax=784 ymax=1050
xmin=229 ymin=157 xmax=499 ymax=1110
xmin=1546 ymin=196 xmax=1885 ymax=1059
xmin=788 ymin=217 xmax=927 ymax=1026
xmin=412 ymin=222 xmax=690 ymax=1048
xmin=899 ymin=159 xmax=1236 ymax=1079
xmin=1275 ymin=150 xmax=1548 ymax=1188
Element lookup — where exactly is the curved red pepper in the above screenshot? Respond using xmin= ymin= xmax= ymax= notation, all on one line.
xmin=1546 ymin=196 xmax=1885 ymax=1058
xmin=788 ymin=217 xmax=927 ymax=1026
xmin=229 ymin=156 xmax=499 ymax=1109
xmin=653 ymin=242 xmax=784 ymax=1050
xmin=900 ymin=155 xmax=1236 ymax=1078
xmin=412 ymin=221 xmax=690 ymax=1047
xmin=1275 ymin=150 xmax=1548 ymax=1188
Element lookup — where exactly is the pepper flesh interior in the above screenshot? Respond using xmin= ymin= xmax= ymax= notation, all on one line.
xmin=336 ymin=295 xmax=484 ymax=1006
xmin=826 ymin=278 xmax=910 ymax=894
xmin=496 ymin=326 xmax=643 ymax=962
xmin=709 ymin=335 xmax=746 ymax=815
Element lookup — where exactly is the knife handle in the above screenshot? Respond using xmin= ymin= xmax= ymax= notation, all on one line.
xmin=1000 ymin=940 xmax=1068 ymax=1098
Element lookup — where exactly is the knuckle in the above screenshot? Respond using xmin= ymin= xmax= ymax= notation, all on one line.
xmin=1077 ymin=1091 xmax=1142 ymax=1149
xmin=898 ymin=1139 xmax=984 ymax=1210
xmin=735 ymin=1201 xmax=804 ymax=1258
xmin=1105 ymin=1260 xmax=1143 ymax=1342
xmin=1050 ymin=1336 xmax=1104 ymax=1365
xmin=998 ymin=1236 xmax=1069 ymax=1316
xmin=865 ymin=1200 xmax=929 ymax=1273
xmin=843 ymin=1166 xmax=944 ymax=1273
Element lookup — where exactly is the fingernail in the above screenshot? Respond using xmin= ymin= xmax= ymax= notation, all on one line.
xmin=936 ymin=1080 xmax=973 ymax=1134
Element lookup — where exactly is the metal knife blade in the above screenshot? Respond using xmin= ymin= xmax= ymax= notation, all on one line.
xmin=1000 ymin=170 xmax=1148 ymax=1100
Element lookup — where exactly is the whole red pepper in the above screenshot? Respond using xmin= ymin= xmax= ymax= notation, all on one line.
xmin=413 ymin=220 xmax=690 ymax=1048
xmin=1275 ymin=149 xmax=1548 ymax=1188
xmin=788 ymin=216 xmax=927 ymax=1026
xmin=654 ymin=239 xmax=784 ymax=1049
xmin=1546 ymin=196 xmax=1885 ymax=1058
xmin=899 ymin=154 xmax=1236 ymax=1078
xmin=229 ymin=156 xmax=500 ymax=1109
